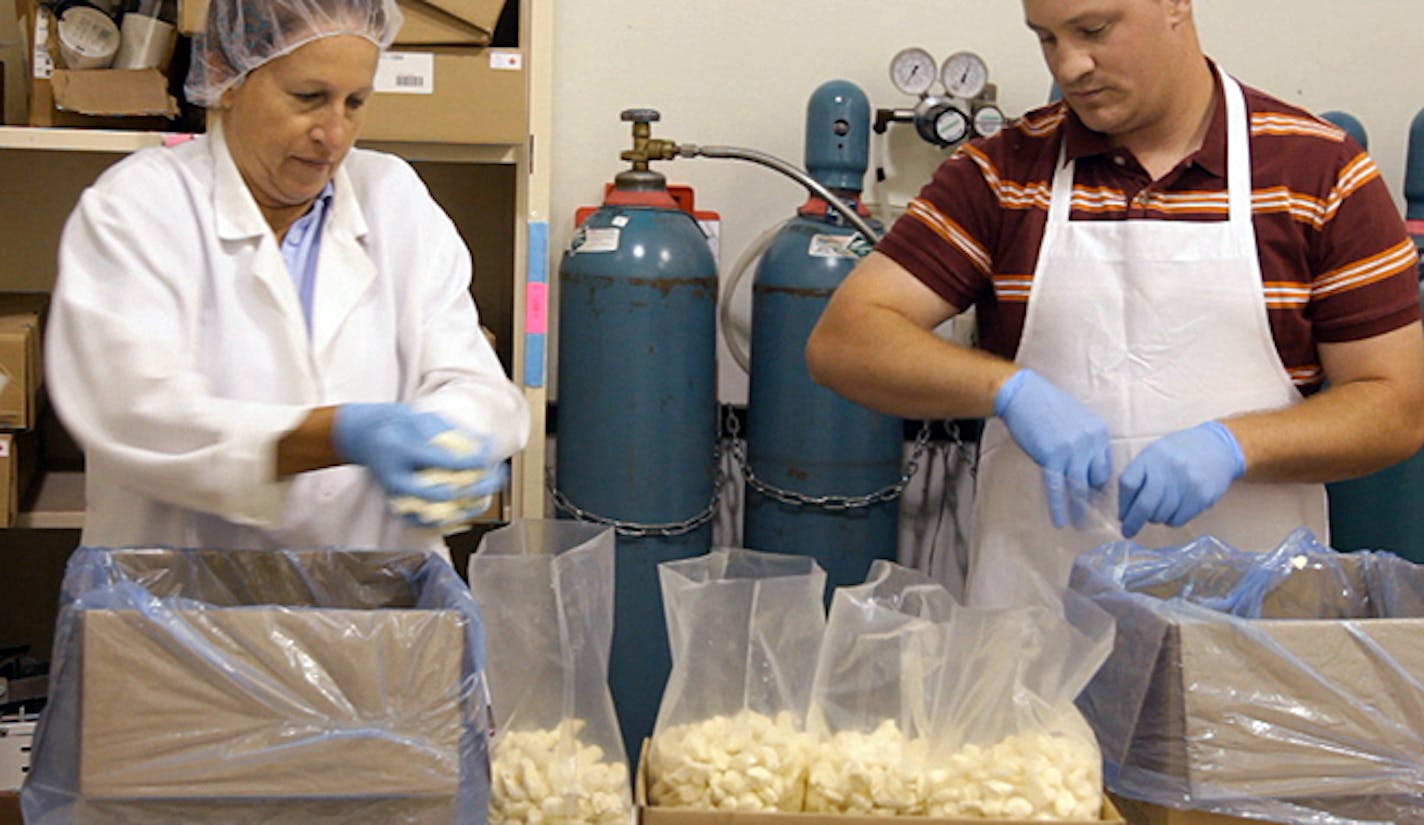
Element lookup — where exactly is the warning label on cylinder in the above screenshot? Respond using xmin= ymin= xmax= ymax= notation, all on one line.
xmin=570 ymin=227 xmax=621 ymax=254
xmin=808 ymin=233 xmax=873 ymax=259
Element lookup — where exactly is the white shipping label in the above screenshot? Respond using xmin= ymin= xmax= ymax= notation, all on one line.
xmin=571 ymin=227 xmax=620 ymax=254
xmin=374 ymin=52 xmax=435 ymax=94
xmin=808 ymin=233 xmax=872 ymax=259
xmin=489 ymin=50 xmax=521 ymax=70
xmin=33 ymin=8 xmax=53 ymax=78
xmin=0 ymin=438 xmax=9 ymax=458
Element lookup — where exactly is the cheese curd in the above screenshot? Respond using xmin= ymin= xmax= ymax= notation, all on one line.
xmin=805 ymin=719 xmax=928 ymax=815
xmin=389 ymin=429 xmax=492 ymax=525
xmin=648 ymin=710 xmax=812 ymax=811
xmin=489 ymin=720 xmax=630 ymax=825
xmin=807 ymin=719 xmax=1101 ymax=820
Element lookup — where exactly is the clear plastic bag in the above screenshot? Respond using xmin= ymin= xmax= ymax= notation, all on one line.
xmin=806 ymin=560 xmax=1112 ymax=819
xmin=467 ymin=520 xmax=630 ymax=825
xmin=1074 ymin=530 xmax=1424 ymax=825
xmin=647 ymin=549 xmax=826 ymax=812
xmin=22 ymin=547 xmax=489 ymax=825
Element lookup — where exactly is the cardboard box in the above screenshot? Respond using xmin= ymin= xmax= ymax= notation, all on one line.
xmin=1108 ymin=618 xmax=1424 ymax=799
xmin=0 ymin=0 xmax=28 ymax=125
xmin=394 ymin=0 xmax=494 ymax=46
xmin=1108 ymin=794 xmax=1275 ymax=825
xmin=179 ymin=0 xmax=505 ymax=43
xmin=361 ymin=46 xmax=524 ymax=144
xmin=79 ymin=607 xmax=464 ymax=801
xmin=0 ymin=292 xmax=45 ymax=430
xmin=0 ymin=430 xmax=38 ymax=526
xmin=636 ymin=740 xmax=1125 ymax=825
xmin=1076 ymin=555 xmax=1424 ymax=825
xmin=0 ymin=791 xmax=19 ymax=825
xmin=25 ymin=0 xmax=177 ymax=128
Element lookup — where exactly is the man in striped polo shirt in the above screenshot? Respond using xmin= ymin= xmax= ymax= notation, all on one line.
xmin=806 ymin=0 xmax=1424 ymax=602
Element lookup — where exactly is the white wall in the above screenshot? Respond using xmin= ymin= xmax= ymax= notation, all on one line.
xmin=550 ymin=1 xmax=1424 ymax=403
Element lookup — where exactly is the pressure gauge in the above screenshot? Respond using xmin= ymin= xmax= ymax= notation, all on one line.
xmin=890 ymin=47 xmax=937 ymax=96
xmin=972 ymin=104 xmax=1007 ymax=138
xmin=941 ymin=51 xmax=989 ymax=99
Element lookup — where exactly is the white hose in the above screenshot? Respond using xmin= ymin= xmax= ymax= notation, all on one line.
xmin=720 ymin=218 xmax=791 ymax=374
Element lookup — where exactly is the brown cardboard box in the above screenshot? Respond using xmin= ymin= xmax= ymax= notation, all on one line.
xmin=0 ymin=292 xmax=46 ymax=430
xmin=0 ymin=431 xmax=38 ymax=526
xmin=1100 ymin=616 xmax=1424 ymax=801
xmin=361 ymin=46 xmax=524 ymax=144
xmin=1109 ymin=795 xmax=1277 ymax=825
xmin=79 ymin=607 xmax=464 ymax=804
xmin=635 ymin=740 xmax=1126 ymax=825
xmin=0 ymin=791 xmax=20 ymax=825
xmin=179 ymin=0 xmax=505 ymax=42
xmin=394 ymin=0 xmax=490 ymax=47
xmin=0 ymin=0 xmax=27 ymax=125
xmin=25 ymin=0 xmax=176 ymax=128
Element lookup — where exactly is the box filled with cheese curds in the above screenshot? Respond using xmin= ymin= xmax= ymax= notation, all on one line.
xmin=636 ymin=740 xmax=1125 ymax=825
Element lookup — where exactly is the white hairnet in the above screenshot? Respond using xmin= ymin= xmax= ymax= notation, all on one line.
xmin=185 ymin=0 xmax=403 ymax=106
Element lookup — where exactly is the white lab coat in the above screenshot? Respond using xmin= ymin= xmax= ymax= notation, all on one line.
xmin=45 ymin=124 xmax=531 ymax=556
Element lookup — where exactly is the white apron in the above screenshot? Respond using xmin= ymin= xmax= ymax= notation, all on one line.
xmin=966 ymin=68 xmax=1328 ymax=606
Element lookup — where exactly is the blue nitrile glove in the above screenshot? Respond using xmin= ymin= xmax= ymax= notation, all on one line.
xmin=994 ymin=369 xmax=1113 ymax=528
xmin=333 ymin=403 xmax=492 ymax=501
xmin=1118 ymin=421 xmax=1246 ymax=539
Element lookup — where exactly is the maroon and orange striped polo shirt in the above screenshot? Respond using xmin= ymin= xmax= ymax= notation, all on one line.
xmin=877 ymin=68 xmax=1420 ymax=396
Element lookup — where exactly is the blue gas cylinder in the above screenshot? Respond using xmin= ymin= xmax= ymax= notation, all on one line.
xmin=555 ymin=113 xmax=717 ymax=763
xmin=742 ymin=80 xmax=903 ymax=591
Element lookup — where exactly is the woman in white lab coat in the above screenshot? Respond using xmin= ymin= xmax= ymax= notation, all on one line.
xmin=44 ymin=0 xmax=530 ymax=557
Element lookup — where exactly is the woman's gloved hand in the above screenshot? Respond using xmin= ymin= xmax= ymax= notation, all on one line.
xmin=1118 ymin=420 xmax=1246 ymax=539
xmin=333 ymin=404 xmax=504 ymax=528
xmin=994 ymin=368 xmax=1113 ymax=528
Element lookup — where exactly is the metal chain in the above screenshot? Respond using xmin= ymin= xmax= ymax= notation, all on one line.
xmin=548 ymin=408 xmax=947 ymax=532
xmin=546 ymin=438 xmax=729 ymax=538
xmin=726 ymin=407 xmax=936 ymax=512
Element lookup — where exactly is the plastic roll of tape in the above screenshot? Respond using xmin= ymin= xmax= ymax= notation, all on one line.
xmin=56 ymin=6 xmax=120 ymax=70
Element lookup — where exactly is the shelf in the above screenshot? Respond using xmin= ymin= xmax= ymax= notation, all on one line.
xmin=0 ymin=126 xmax=169 ymax=153
xmin=0 ymin=127 xmax=522 ymax=164
xmin=15 ymin=471 xmax=84 ymax=530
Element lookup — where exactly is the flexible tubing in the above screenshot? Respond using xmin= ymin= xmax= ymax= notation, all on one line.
xmin=719 ymin=218 xmax=790 ymax=374
xmin=678 ymin=144 xmax=884 ymax=243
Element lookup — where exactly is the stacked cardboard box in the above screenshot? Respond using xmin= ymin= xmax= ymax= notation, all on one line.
xmin=20 ymin=0 xmax=177 ymax=128
xmin=179 ymin=0 xmax=521 ymax=144
xmin=0 ymin=292 xmax=46 ymax=525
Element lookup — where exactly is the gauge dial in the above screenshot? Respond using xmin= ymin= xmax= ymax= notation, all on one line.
xmin=890 ymin=47 xmax=937 ymax=96
xmin=941 ymin=51 xmax=989 ymax=99
xmin=972 ymin=104 xmax=1006 ymax=138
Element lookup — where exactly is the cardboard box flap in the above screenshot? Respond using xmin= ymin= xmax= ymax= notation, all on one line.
xmin=51 ymin=68 xmax=177 ymax=117
xmin=411 ymin=0 xmax=502 ymax=34
xmin=395 ymin=0 xmax=490 ymax=46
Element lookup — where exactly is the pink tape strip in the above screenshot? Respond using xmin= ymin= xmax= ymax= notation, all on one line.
xmin=525 ymin=282 xmax=548 ymax=335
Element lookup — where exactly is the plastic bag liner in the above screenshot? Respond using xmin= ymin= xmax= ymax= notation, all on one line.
xmin=646 ymin=548 xmax=826 ymax=811
xmin=805 ymin=560 xmax=1113 ymax=818
xmin=467 ymin=520 xmax=631 ymax=824
xmin=1073 ymin=527 xmax=1424 ymax=825
xmin=21 ymin=546 xmax=490 ymax=825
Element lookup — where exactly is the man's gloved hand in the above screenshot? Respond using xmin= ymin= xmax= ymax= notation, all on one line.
xmin=994 ymin=368 xmax=1113 ymax=528
xmin=333 ymin=404 xmax=505 ymax=529
xmin=1118 ymin=421 xmax=1246 ymax=539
